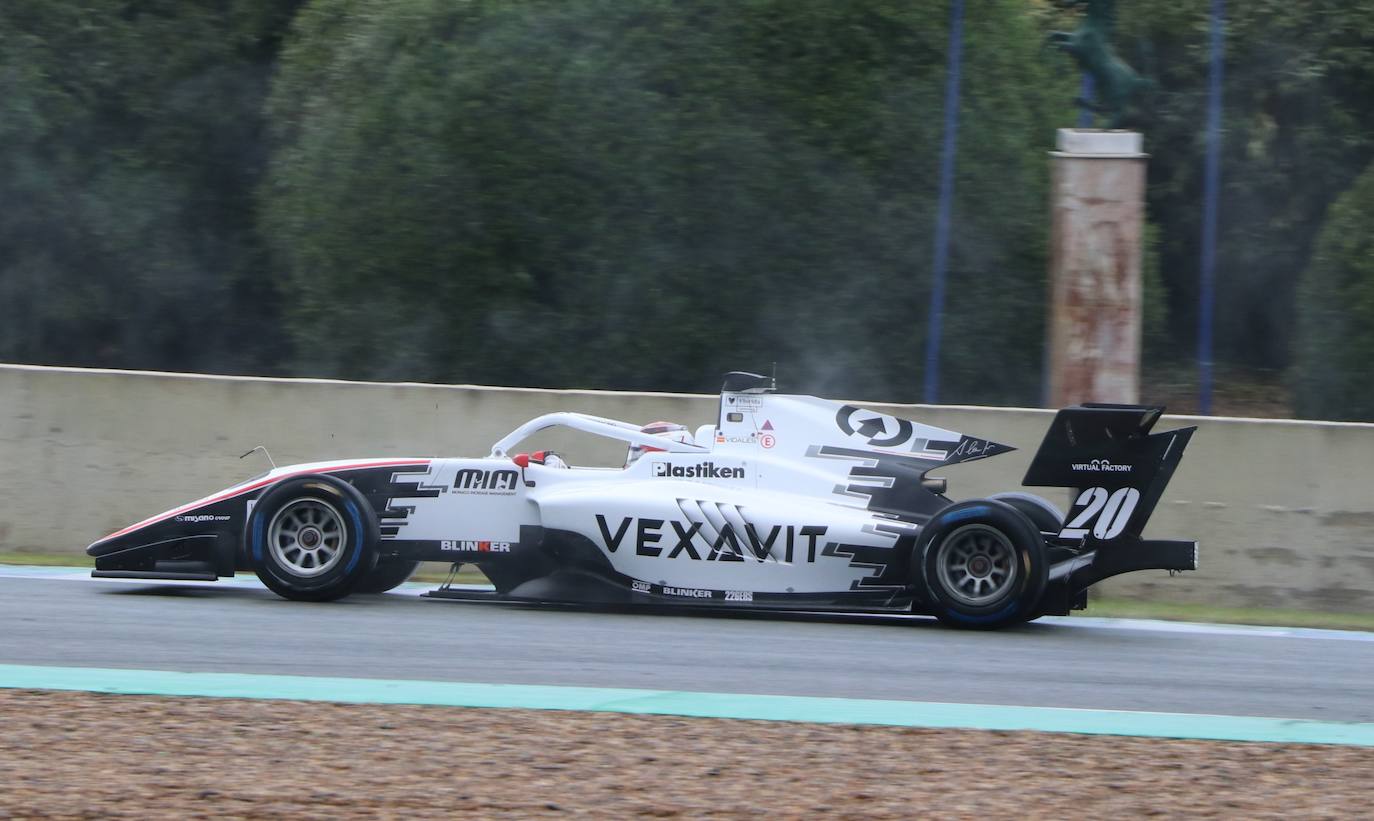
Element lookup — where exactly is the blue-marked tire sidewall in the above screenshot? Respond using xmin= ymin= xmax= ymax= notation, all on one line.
xmin=247 ymin=475 xmax=379 ymax=601
xmin=916 ymin=499 xmax=1048 ymax=629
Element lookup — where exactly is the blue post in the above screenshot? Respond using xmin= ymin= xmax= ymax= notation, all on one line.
xmin=1198 ymin=0 xmax=1224 ymax=414
xmin=924 ymin=0 xmax=964 ymax=404
xmin=1078 ymin=73 xmax=1095 ymax=128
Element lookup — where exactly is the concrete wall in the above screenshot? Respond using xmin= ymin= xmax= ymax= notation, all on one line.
xmin=4 ymin=363 xmax=1374 ymax=612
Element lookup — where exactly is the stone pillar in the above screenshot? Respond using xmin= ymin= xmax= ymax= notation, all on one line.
xmin=1046 ymin=129 xmax=1148 ymax=406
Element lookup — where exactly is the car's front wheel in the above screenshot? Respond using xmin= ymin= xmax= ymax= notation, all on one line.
xmin=247 ymin=475 xmax=379 ymax=602
xmin=916 ymin=499 xmax=1048 ymax=629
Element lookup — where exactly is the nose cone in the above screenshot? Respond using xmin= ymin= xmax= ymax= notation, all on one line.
xmin=87 ymin=517 xmax=174 ymax=557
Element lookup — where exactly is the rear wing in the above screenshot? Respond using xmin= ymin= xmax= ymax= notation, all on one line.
xmin=1023 ymin=404 xmax=1195 ymax=545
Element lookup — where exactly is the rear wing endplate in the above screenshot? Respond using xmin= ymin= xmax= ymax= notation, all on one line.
xmin=1022 ymin=404 xmax=1195 ymax=543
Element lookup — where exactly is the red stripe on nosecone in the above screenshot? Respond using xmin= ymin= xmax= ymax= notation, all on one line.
xmin=94 ymin=459 xmax=432 ymax=544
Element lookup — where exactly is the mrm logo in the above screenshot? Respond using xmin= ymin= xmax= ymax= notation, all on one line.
xmin=651 ymin=461 xmax=745 ymax=480
xmin=595 ymin=515 xmax=826 ymax=563
xmin=454 ymin=469 xmax=519 ymax=492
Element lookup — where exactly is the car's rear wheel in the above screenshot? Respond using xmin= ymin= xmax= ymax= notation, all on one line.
xmin=916 ymin=499 xmax=1048 ymax=629
xmin=355 ymin=556 xmax=421 ymax=594
xmin=989 ymin=491 xmax=1064 ymax=535
xmin=990 ymin=492 xmax=1070 ymax=623
xmin=248 ymin=475 xmax=379 ymax=602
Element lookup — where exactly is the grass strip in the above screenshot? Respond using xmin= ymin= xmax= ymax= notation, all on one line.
xmin=1083 ymin=597 xmax=1374 ymax=632
xmin=0 ymin=551 xmax=88 ymax=567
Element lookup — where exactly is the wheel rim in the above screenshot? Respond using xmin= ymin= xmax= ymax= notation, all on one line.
xmin=267 ymin=498 xmax=347 ymax=577
xmin=934 ymin=524 xmax=1019 ymax=607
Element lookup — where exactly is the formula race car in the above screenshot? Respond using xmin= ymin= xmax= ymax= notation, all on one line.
xmin=87 ymin=372 xmax=1198 ymax=628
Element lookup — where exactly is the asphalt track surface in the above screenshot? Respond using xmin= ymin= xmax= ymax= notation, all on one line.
xmin=3 ymin=571 xmax=1373 ymax=723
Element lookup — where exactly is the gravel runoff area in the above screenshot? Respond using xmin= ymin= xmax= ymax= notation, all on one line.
xmin=2 ymin=690 xmax=1371 ymax=819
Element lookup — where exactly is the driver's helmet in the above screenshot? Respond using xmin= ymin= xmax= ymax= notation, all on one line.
xmin=625 ymin=421 xmax=692 ymax=467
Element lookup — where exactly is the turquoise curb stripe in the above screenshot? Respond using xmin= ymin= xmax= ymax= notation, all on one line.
xmin=2 ymin=664 xmax=1373 ymax=747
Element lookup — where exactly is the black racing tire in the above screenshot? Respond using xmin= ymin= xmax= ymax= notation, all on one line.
xmin=989 ymin=493 xmax=1070 ymax=624
xmin=994 ymin=491 xmax=1077 ymax=620
xmin=988 ymin=492 xmax=1064 ymax=535
xmin=916 ymin=499 xmax=1048 ymax=629
xmin=354 ymin=556 xmax=421 ymax=594
xmin=246 ymin=474 xmax=380 ymax=602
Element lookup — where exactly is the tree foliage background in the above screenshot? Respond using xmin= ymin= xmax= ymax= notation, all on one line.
xmin=261 ymin=0 xmax=1068 ymax=402
xmin=1294 ymin=160 xmax=1374 ymax=420
xmin=0 ymin=0 xmax=304 ymax=373
xmin=3 ymin=0 xmax=1374 ymax=415
xmin=1114 ymin=0 xmax=1374 ymax=374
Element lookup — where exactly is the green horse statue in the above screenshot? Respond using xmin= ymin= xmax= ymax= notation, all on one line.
xmin=1046 ymin=0 xmax=1150 ymax=128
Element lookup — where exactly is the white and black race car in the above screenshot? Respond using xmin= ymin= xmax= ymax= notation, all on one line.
xmin=87 ymin=372 xmax=1198 ymax=628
